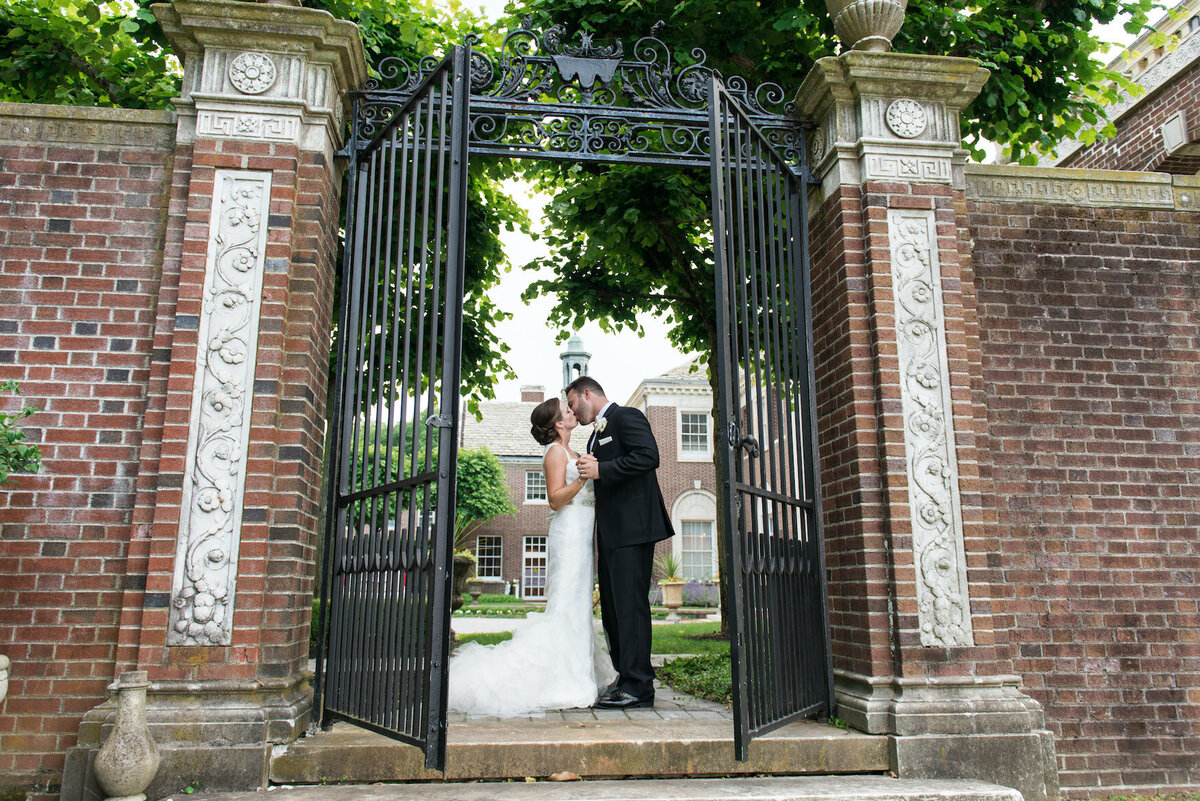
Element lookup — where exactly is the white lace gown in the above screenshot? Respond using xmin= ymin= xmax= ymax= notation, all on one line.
xmin=446 ymin=444 xmax=617 ymax=717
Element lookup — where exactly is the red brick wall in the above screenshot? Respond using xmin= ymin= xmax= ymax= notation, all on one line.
xmin=968 ymin=190 xmax=1200 ymax=796
xmin=0 ymin=105 xmax=341 ymax=791
xmin=809 ymin=181 xmax=1003 ymax=682
xmin=1060 ymin=57 xmax=1200 ymax=174
xmin=0 ymin=105 xmax=176 ymax=785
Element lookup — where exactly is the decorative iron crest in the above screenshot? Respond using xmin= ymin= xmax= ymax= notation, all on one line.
xmin=354 ymin=17 xmax=808 ymax=170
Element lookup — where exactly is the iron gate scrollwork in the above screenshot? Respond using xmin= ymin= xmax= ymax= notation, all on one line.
xmin=709 ymin=76 xmax=834 ymax=759
xmin=315 ymin=46 xmax=471 ymax=770
xmin=318 ymin=16 xmax=832 ymax=765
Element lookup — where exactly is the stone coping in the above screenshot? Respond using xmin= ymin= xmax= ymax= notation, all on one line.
xmin=0 ymin=101 xmax=176 ymax=148
xmin=162 ymin=776 xmax=1024 ymax=801
xmin=966 ymin=163 xmax=1200 ymax=210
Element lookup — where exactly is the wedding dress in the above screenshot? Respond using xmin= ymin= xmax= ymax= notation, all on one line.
xmin=446 ymin=444 xmax=617 ymax=717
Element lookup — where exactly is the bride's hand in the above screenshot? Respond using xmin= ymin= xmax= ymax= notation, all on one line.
xmin=576 ymin=454 xmax=599 ymax=480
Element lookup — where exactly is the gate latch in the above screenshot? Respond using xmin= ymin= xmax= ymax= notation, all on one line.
xmin=425 ymin=414 xmax=454 ymax=429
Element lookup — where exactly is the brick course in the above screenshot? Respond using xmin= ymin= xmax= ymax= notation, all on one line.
xmin=0 ymin=105 xmax=175 ymax=783
xmin=968 ymin=193 xmax=1200 ymax=795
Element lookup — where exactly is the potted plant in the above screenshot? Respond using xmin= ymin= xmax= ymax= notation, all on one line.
xmin=656 ymin=552 xmax=685 ymax=622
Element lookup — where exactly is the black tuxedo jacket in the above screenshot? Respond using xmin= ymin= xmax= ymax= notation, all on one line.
xmin=588 ymin=403 xmax=675 ymax=551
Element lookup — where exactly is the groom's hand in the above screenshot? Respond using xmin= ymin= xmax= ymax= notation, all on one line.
xmin=577 ymin=453 xmax=599 ymax=480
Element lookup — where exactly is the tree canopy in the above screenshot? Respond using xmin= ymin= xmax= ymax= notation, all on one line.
xmin=0 ymin=0 xmax=1167 ymax=393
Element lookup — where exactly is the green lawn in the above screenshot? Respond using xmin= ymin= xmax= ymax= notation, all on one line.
xmin=456 ymin=621 xmax=729 ymax=655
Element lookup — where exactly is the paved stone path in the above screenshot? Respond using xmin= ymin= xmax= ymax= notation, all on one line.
xmin=446 ymin=654 xmax=732 ymax=724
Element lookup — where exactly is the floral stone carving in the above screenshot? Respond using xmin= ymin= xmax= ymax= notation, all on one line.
xmin=888 ymin=208 xmax=974 ymax=648
xmin=168 ymin=171 xmax=272 ymax=646
xmin=229 ymin=52 xmax=277 ymax=95
xmin=886 ymin=98 xmax=927 ymax=138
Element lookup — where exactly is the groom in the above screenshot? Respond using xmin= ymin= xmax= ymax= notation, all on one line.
xmin=566 ymin=376 xmax=675 ymax=709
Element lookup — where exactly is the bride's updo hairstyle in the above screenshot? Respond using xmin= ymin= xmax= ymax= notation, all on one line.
xmin=530 ymin=398 xmax=562 ymax=446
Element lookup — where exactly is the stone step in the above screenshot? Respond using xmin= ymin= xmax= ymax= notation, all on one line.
xmin=270 ymin=718 xmax=890 ymax=784
xmin=175 ymin=776 xmax=1023 ymax=801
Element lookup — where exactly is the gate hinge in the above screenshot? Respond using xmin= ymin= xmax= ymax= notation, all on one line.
xmin=425 ymin=414 xmax=454 ymax=429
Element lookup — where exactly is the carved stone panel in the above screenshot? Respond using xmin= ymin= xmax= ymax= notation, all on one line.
xmin=887 ymin=208 xmax=974 ymax=648
xmin=168 ymin=170 xmax=273 ymax=646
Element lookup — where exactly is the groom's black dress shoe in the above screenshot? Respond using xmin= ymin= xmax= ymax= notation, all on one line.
xmin=594 ymin=690 xmax=654 ymax=709
xmin=598 ymin=681 xmax=620 ymax=702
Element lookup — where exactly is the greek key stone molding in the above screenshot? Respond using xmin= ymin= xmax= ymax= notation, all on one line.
xmin=196 ymin=110 xmax=300 ymax=142
xmin=864 ymin=151 xmax=951 ymax=182
xmin=964 ymin=164 xmax=1195 ymax=209
xmin=887 ymin=208 xmax=973 ymax=648
xmin=168 ymin=170 xmax=272 ymax=646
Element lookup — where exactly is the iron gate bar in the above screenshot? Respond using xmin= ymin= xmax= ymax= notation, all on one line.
xmin=316 ymin=46 xmax=471 ymax=771
xmin=709 ymin=75 xmax=833 ymax=761
xmin=321 ymin=17 xmax=830 ymax=766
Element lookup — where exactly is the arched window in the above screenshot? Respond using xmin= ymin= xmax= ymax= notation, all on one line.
xmin=670 ymin=489 xmax=718 ymax=581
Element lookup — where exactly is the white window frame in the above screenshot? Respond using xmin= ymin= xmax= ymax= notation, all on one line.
xmin=475 ymin=534 xmax=503 ymax=580
xmin=522 ymin=535 xmax=548 ymax=600
xmin=678 ymin=519 xmax=716 ymax=582
xmin=677 ymin=409 xmax=712 ymax=461
xmin=524 ymin=469 xmax=547 ymax=503
xmin=670 ymin=489 xmax=719 ymax=580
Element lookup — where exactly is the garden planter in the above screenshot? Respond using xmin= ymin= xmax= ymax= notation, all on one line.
xmin=825 ymin=0 xmax=908 ymax=52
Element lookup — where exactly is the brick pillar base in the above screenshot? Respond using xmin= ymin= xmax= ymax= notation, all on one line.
xmin=797 ymin=51 xmax=1058 ymax=801
xmin=60 ymin=3 xmax=365 ymax=799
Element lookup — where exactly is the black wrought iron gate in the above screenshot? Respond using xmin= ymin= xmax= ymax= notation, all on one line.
xmin=317 ymin=19 xmax=832 ymax=769
xmin=709 ymin=77 xmax=834 ymax=759
xmin=315 ymin=46 xmax=470 ymax=769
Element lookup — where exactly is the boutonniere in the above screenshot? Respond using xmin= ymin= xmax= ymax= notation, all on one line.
xmin=594 ymin=417 xmax=607 ymax=434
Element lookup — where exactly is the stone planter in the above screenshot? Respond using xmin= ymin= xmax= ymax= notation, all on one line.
xmin=825 ymin=0 xmax=908 ymax=52
xmin=94 ymin=670 xmax=160 ymax=801
xmin=659 ymin=579 xmax=684 ymax=622
xmin=451 ymin=553 xmax=476 ymax=613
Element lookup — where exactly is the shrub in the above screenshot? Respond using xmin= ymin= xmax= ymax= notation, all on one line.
xmin=0 ymin=381 xmax=42 ymax=485
xmin=657 ymin=654 xmax=731 ymax=705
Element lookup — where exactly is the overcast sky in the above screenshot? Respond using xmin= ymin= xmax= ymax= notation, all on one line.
xmin=453 ymin=1 xmax=1140 ymax=405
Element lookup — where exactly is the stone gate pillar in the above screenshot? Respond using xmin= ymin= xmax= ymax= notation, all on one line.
xmin=61 ymin=2 xmax=365 ymax=798
xmin=796 ymin=53 xmax=1059 ymax=801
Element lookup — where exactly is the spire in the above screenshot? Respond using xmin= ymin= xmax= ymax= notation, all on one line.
xmin=560 ymin=333 xmax=591 ymax=390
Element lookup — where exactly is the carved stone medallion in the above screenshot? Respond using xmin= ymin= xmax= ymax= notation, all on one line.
xmin=886 ymin=98 xmax=927 ymax=139
xmin=229 ymin=52 xmax=277 ymax=95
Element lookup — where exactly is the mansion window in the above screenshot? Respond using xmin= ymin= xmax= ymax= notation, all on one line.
xmin=525 ymin=470 xmax=547 ymax=502
xmin=680 ymin=412 xmax=710 ymax=455
xmin=523 ymin=536 xmax=548 ymax=600
xmin=475 ymin=535 xmax=502 ymax=580
xmin=680 ymin=520 xmax=715 ymax=581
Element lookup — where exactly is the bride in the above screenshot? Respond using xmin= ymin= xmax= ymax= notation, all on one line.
xmin=446 ymin=397 xmax=617 ymax=717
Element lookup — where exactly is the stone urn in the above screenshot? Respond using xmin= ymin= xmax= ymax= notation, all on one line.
xmin=0 ymin=655 xmax=9 ymax=703
xmin=659 ymin=579 xmax=685 ymax=623
xmin=94 ymin=670 xmax=160 ymax=801
xmin=825 ymin=0 xmax=908 ymax=52
xmin=451 ymin=553 xmax=476 ymax=613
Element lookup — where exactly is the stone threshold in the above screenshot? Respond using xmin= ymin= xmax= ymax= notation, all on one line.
xmin=174 ymin=775 xmax=1021 ymax=801
xmin=271 ymin=715 xmax=888 ymax=784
